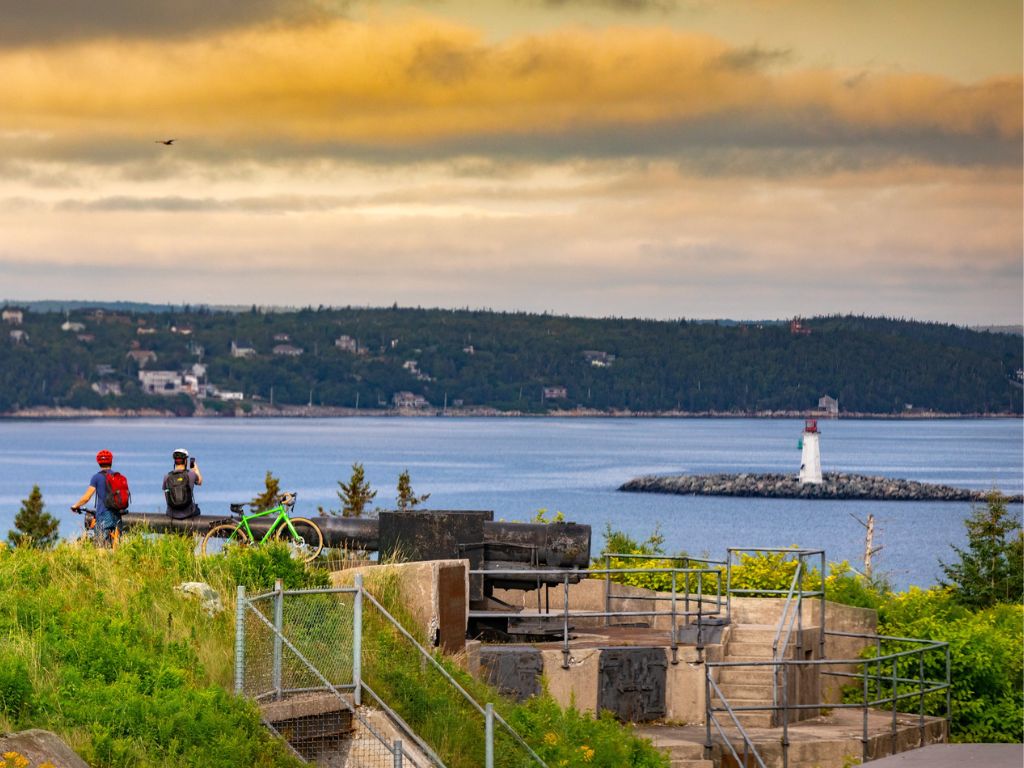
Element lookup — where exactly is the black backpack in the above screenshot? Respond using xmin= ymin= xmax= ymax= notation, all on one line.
xmin=165 ymin=470 xmax=194 ymax=513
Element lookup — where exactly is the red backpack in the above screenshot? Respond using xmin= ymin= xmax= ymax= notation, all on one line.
xmin=104 ymin=471 xmax=131 ymax=512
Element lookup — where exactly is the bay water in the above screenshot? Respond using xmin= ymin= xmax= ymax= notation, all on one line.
xmin=1 ymin=417 xmax=1020 ymax=590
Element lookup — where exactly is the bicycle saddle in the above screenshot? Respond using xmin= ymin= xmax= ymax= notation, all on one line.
xmin=229 ymin=503 xmax=245 ymax=515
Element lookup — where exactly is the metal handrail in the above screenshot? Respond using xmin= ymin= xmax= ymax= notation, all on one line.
xmin=706 ymin=639 xmax=951 ymax=765
xmin=360 ymin=589 xmax=549 ymax=768
xmin=770 ymin=561 xmax=803 ymax=717
xmin=241 ymin=591 xmax=432 ymax=766
xmin=705 ymin=675 xmax=768 ymax=768
xmin=474 ymin=565 xmax=725 ymax=667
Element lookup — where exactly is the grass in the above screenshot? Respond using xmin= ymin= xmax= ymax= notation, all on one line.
xmin=1 ymin=535 xmax=669 ymax=767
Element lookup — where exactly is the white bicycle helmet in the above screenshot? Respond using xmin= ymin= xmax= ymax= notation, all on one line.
xmin=172 ymin=448 xmax=189 ymax=460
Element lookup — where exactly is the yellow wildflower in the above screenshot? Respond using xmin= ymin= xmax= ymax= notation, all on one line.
xmin=543 ymin=731 xmax=559 ymax=746
xmin=579 ymin=744 xmax=595 ymax=762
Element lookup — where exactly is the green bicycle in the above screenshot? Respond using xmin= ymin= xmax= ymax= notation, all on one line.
xmin=200 ymin=491 xmax=324 ymax=563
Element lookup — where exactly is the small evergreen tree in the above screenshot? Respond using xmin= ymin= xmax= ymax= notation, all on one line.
xmin=8 ymin=485 xmax=59 ymax=549
xmin=250 ymin=470 xmax=282 ymax=512
xmin=940 ymin=492 xmax=1024 ymax=609
xmin=396 ymin=470 xmax=430 ymax=511
xmin=337 ymin=462 xmax=376 ymax=518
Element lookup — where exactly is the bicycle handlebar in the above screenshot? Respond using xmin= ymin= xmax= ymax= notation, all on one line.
xmin=228 ymin=492 xmax=296 ymax=515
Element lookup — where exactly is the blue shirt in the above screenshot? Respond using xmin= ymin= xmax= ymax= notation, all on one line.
xmin=90 ymin=470 xmax=108 ymax=512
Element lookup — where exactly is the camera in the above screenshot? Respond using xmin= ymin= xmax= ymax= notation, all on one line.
xmin=189 ymin=457 xmax=196 ymax=469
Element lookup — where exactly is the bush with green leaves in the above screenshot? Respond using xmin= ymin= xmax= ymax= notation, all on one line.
xmin=852 ymin=587 xmax=1023 ymax=743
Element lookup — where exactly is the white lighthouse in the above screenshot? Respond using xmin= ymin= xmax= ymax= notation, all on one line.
xmin=799 ymin=419 xmax=823 ymax=484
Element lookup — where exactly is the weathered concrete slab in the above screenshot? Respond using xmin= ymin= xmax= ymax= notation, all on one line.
xmin=867 ymin=743 xmax=1022 ymax=767
xmin=260 ymin=692 xmax=352 ymax=722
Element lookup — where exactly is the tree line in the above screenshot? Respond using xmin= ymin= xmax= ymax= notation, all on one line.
xmin=1 ymin=305 xmax=1020 ymax=414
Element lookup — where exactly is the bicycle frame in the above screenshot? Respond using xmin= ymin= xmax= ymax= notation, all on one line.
xmin=231 ymin=504 xmax=302 ymax=545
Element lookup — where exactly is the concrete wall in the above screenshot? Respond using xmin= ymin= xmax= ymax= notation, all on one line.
xmin=330 ymin=559 xmax=469 ymax=653
xmin=539 ymin=644 xmax=715 ymax=724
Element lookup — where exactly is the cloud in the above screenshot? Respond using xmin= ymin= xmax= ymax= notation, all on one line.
xmin=0 ymin=17 xmax=1018 ymax=174
xmin=530 ymin=0 xmax=683 ymax=10
xmin=0 ymin=0 xmax=343 ymax=46
xmin=1 ymin=158 xmax=1019 ymax=323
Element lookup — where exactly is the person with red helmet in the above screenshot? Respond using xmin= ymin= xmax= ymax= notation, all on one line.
xmin=71 ymin=449 xmax=127 ymax=547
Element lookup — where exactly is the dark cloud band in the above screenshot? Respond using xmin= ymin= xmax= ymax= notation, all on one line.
xmin=0 ymin=0 xmax=341 ymax=46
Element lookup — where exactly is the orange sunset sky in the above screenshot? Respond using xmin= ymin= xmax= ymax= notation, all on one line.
xmin=1 ymin=0 xmax=1021 ymax=323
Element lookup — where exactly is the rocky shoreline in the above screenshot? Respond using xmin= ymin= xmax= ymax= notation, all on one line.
xmin=619 ymin=472 xmax=1023 ymax=503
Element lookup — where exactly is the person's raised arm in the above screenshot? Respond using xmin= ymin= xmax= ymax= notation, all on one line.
xmin=71 ymin=485 xmax=95 ymax=512
xmin=192 ymin=460 xmax=203 ymax=486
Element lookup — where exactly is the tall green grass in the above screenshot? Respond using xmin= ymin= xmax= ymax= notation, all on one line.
xmin=0 ymin=535 xmax=312 ymax=767
xmin=1 ymin=536 xmax=669 ymax=767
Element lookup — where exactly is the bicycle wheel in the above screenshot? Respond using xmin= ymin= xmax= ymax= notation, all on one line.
xmin=201 ymin=523 xmax=252 ymax=556
xmin=275 ymin=517 xmax=323 ymax=562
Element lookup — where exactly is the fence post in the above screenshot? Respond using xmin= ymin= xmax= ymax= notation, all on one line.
xmin=703 ymin=666 xmax=713 ymax=761
xmin=818 ymin=550 xmax=826 ymax=660
xmin=354 ymin=573 xmax=363 ymax=707
xmin=393 ymin=740 xmax=403 ymax=768
xmin=918 ymin=652 xmax=926 ymax=745
xmin=670 ymin=570 xmax=678 ymax=665
xmin=891 ymin=656 xmax=899 ymax=753
xmin=696 ymin=569 xmax=704 ymax=663
xmin=234 ymin=585 xmax=246 ymax=695
xmin=781 ymin=663 xmax=790 ymax=768
xmin=861 ymin=649 xmax=870 ymax=764
xmin=273 ymin=578 xmax=284 ymax=700
xmin=485 ymin=702 xmax=494 ymax=768
xmin=604 ymin=554 xmax=611 ymax=627
xmin=562 ymin=572 xmax=570 ymax=669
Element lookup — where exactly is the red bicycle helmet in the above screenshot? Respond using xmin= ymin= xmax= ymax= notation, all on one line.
xmin=96 ymin=449 xmax=114 ymax=465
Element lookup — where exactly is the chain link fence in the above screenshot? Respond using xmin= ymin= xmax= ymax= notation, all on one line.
xmin=237 ymin=584 xmax=431 ymax=767
xmin=236 ymin=580 xmax=546 ymax=768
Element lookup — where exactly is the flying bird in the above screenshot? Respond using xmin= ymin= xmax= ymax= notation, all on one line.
xmin=155 ymin=139 xmax=175 ymax=145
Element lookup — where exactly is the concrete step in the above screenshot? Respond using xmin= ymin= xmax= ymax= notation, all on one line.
xmin=717 ymin=681 xmax=774 ymax=700
xmin=725 ymin=640 xmax=777 ymax=658
xmin=717 ymin=666 xmax=775 ymax=684
xmin=711 ymin=698 xmax=775 ymax=728
xmin=670 ymin=760 xmax=713 ymax=768
xmin=727 ymin=625 xmax=777 ymax=644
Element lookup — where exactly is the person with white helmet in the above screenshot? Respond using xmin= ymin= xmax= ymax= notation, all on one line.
xmin=163 ymin=448 xmax=203 ymax=519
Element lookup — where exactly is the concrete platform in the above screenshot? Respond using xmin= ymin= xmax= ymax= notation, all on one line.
xmin=638 ymin=706 xmax=948 ymax=768
xmin=866 ymin=743 xmax=1022 ymax=767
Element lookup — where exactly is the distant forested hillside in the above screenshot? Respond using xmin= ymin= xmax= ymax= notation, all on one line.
xmin=0 ymin=305 xmax=1020 ymax=415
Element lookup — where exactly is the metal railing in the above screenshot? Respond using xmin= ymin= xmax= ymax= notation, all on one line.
xmin=705 ymin=640 xmax=949 ymax=768
xmin=704 ymin=548 xmax=950 ymax=768
xmin=727 ymin=547 xmax=827 ymax=661
xmin=236 ymin=577 xmax=548 ymax=768
xmin=471 ymin=561 xmax=726 ymax=668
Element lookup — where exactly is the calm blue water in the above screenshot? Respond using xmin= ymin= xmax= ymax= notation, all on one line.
xmin=1 ymin=417 xmax=1020 ymax=590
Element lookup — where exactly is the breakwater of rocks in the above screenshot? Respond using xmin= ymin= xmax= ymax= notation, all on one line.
xmin=619 ymin=472 xmax=1023 ymax=503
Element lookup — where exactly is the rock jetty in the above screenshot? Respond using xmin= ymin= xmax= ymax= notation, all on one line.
xmin=619 ymin=472 xmax=1023 ymax=503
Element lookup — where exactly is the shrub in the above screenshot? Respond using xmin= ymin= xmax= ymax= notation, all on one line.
xmin=854 ymin=588 xmax=1023 ymax=743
